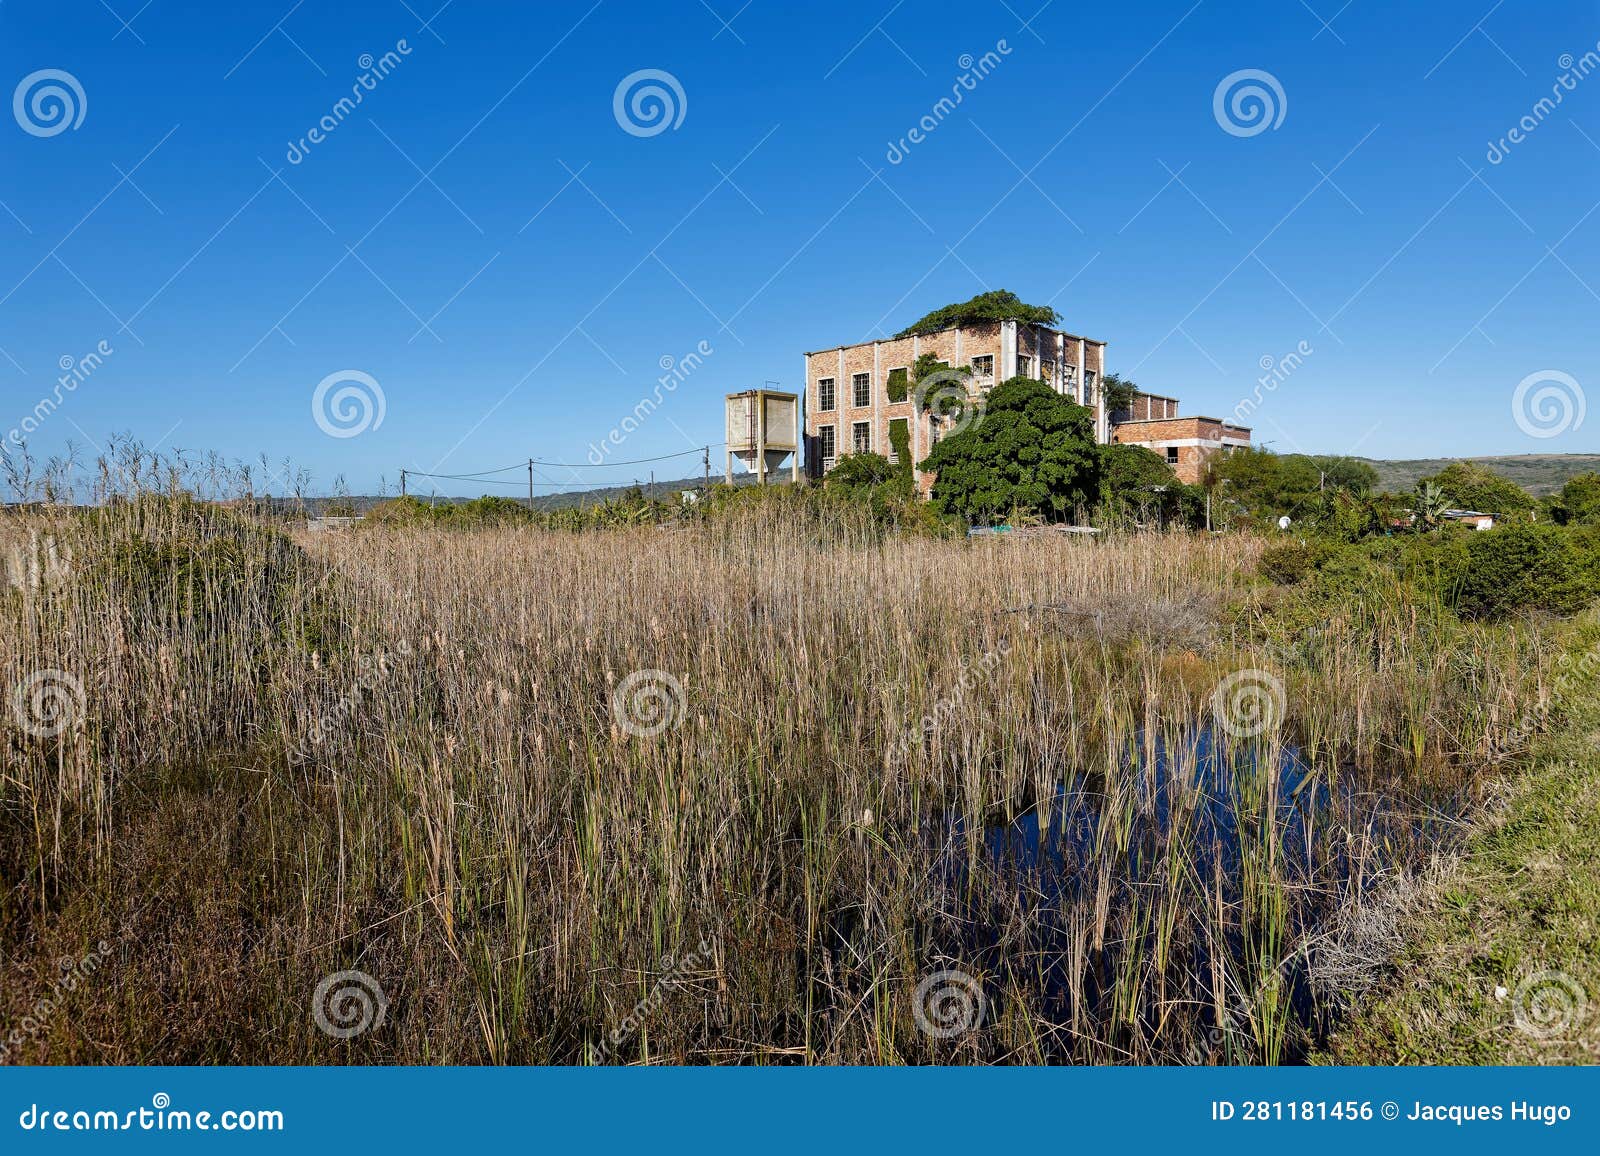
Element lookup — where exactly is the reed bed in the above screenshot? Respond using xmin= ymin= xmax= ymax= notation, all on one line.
xmin=0 ymin=486 xmax=1562 ymax=1064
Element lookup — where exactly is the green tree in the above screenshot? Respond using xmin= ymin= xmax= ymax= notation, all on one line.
xmin=1558 ymin=471 xmax=1600 ymax=525
xmin=895 ymin=290 xmax=1060 ymax=338
xmin=918 ymin=376 xmax=1099 ymax=522
xmin=825 ymin=451 xmax=902 ymax=491
xmin=1421 ymin=461 xmax=1534 ymax=517
xmin=1206 ymin=447 xmax=1322 ymax=521
xmin=1305 ymin=456 xmax=1379 ymax=495
xmin=1100 ymin=372 xmax=1140 ymax=419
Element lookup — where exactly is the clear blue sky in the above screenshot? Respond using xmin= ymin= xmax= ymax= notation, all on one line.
xmin=2 ymin=0 xmax=1597 ymax=498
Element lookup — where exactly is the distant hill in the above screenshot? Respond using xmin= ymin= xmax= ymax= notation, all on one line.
xmin=1357 ymin=454 xmax=1600 ymax=497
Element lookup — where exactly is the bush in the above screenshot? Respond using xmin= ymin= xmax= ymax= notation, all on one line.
xmin=1458 ymin=523 xmax=1599 ymax=618
xmin=1259 ymin=542 xmax=1314 ymax=584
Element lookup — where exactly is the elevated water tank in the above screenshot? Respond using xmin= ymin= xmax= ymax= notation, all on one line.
xmin=725 ymin=389 xmax=799 ymax=484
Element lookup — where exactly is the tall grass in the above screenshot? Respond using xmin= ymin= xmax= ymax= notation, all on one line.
xmin=0 ymin=469 xmax=1562 ymax=1064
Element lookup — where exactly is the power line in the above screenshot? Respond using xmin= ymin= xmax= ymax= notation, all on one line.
xmin=533 ymin=445 xmax=723 ymax=468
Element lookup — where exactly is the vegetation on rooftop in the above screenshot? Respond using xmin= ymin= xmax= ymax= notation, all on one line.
xmin=893 ymin=290 xmax=1060 ymax=338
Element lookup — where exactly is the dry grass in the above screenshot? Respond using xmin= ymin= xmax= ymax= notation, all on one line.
xmin=0 ymin=486 xmax=1565 ymax=1065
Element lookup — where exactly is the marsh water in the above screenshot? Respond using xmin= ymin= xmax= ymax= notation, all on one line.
xmin=934 ymin=728 xmax=1466 ymax=1062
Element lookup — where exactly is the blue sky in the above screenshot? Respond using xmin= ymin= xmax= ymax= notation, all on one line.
xmin=1 ymin=0 xmax=1597 ymax=498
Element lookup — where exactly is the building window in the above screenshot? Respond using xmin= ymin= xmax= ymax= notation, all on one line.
xmin=1166 ymin=446 xmax=1179 ymax=465
xmin=970 ymin=354 xmax=994 ymax=379
xmin=852 ymin=372 xmax=870 ymax=407
xmin=818 ymin=424 xmax=836 ymax=466
xmin=852 ymin=421 xmax=871 ymax=454
xmin=1084 ymin=369 xmax=1097 ymax=398
xmin=1017 ymin=355 xmax=1033 ymax=378
xmin=817 ymin=378 xmax=835 ymax=412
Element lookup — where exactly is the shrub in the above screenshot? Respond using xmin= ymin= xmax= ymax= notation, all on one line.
xmin=1259 ymin=542 xmax=1314 ymax=584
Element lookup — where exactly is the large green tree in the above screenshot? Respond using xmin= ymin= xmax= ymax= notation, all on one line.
xmin=918 ymin=376 xmax=1099 ymax=522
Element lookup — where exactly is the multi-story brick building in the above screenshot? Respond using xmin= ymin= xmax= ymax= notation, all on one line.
xmin=1108 ymin=392 xmax=1251 ymax=485
xmin=802 ymin=319 xmax=1249 ymax=491
xmin=803 ymin=320 xmax=1108 ymax=495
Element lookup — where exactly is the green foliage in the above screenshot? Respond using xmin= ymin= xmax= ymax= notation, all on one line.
xmin=1422 ymin=461 xmax=1535 ymax=517
xmin=825 ymin=451 xmax=901 ymax=490
xmin=1098 ymin=442 xmax=1172 ymax=495
xmin=886 ymin=366 xmax=909 ymax=403
xmin=1100 ymin=372 xmax=1140 ymax=417
xmin=919 ymin=376 xmax=1098 ymax=523
xmin=1458 ymin=523 xmax=1600 ymax=618
xmin=1307 ymin=456 xmax=1379 ymax=495
xmin=1556 ymin=471 xmax=1600 ymax=525
xmin=894 ymin=290 xmax=1060 ymax=338
xmin=888 ymin=419 xmax=912 ymax=484
xmin=1259 ymin=542 xmax=1315 ymax=585
xmin=1412 ymin=480 xmax=1449 ymax=531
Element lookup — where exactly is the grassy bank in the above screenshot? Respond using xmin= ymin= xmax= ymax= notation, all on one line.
xmin=1320 ymin=611 xmax=1600 ymax=1064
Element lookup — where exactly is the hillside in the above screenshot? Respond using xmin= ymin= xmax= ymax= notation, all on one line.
xmin=1359 ymin=454 xmax=1600 ymax=497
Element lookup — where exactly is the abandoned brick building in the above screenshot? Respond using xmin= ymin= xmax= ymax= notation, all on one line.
xmin=802 ymin=320 xmax=1250 ymax=490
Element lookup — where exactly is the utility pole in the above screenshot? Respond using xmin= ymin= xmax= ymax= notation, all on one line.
xmin=649 ymin=470 xmax=655 ymax=501
xmin=702 ymin=445 xmax=710 ymax=494
xmin=527 ymin=459 xmax=534 ymax=511
xmin=400 ymin=469 xmax=407 ymax=497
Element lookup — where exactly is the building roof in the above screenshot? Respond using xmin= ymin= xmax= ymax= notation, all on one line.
xmin=804 ymin=322 xmax=1107 ymax=358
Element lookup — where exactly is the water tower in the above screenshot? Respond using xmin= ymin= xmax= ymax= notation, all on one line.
xmin=725 ymin=388 xmax=799 ymax=485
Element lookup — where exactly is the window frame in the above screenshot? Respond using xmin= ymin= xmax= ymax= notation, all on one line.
xmin=816 ymin=377 xmax=836 ymax=412
xmin=851 ymin=372 xmax=871 ymax=408
xmin=817 ymin=424 xmax=837 ymax=464
xmin=851 ymin=420 xmax=872 ymax=454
